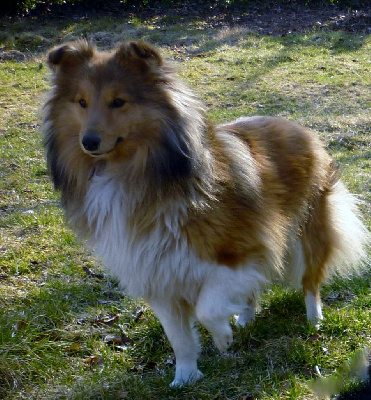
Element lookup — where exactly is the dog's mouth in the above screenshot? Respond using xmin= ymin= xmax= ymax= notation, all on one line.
xmin=89 ymin=149 xmax=113 ymax=158
xmin=82 ymin=136 xmax=124 ymax=158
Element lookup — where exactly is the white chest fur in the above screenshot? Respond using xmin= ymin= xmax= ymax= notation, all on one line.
xmin=83 ymin=174 xmax=204 ymax=301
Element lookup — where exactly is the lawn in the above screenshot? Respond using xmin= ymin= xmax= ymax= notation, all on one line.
xmin=0 ymin=5 xmax=370 ymax=399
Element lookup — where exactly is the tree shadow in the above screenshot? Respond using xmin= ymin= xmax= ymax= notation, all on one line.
xmin=1 ymin=1 xmax=369 ymax=53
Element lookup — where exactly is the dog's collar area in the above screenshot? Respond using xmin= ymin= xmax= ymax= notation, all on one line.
xmin=88 ymin=160 xmax=107 ymax=180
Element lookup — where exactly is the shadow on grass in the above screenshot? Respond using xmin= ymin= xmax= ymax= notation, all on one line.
xmin=0 ymin=2 xmax=369 ymax=54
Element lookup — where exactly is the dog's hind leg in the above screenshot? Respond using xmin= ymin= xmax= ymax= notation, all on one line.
xmin=304 ymin=285 xmax=323 ymax=323
xmin=302 ymin=168 xmax=369 ymax=325
xmin=301 ymin=190 xmax=332 ymax=326
xmin=149 ymin=298 xmax=203 ymax=387
xmin=285 ymin=237 xmax=323 ymax=324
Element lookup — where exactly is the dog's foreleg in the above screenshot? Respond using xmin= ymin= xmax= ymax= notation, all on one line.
xmin=235 ymin=299 xmax=257 ymax=327
xmin=196 ymin=283 xmax=234 ymax=352
xmin=149 ymin=299 xmax=203 ymax=387
xmin=195 ymin=266 xmax=266 ymax=352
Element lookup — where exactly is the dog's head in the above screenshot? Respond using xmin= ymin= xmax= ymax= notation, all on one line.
xmin=45 ymin=39 xmax=210 ymax=190
xmin=47 ymin=40 xmax=167 ymax=159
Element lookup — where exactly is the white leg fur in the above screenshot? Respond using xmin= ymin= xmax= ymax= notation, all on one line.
xmin=149 ymin=299 xmax=203 ymax=387
xmin=196 ymin=266 xmax=267 ymax=352
xmin=235 ymin=300 xmax=256 ymax=327
xmin=305 ymin=291 xmax=323 ymax=326
xmin=196 ymin=295 xmax=233 ymax=353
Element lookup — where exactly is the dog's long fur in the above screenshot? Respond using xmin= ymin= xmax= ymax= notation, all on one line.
xmin=43 ymin=40 xmax=369 ymax=386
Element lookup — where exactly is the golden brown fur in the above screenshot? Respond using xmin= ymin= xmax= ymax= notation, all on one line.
xmin=42 ymin=40 xmax=369 ymax=386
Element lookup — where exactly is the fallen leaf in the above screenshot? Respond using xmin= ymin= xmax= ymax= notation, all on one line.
xmin=65 ymin=343 xmax=82 ymax=353
xmin=309 ymin=333 xmax=320 ymax=341
xmin=103 ymin=335 xmax=124 ymax=345
xmin=82 ymin=265 xmax=104 ymax=279
xmin=92 ymin=314 xmax=120 ymax=327
xmin=84 ymin=355 xmax=103 ymax=367
xmin=133 ymin=309 xmax=144 ymax=323
xmin=15 ymin=319 xmax=29 ymax=331
xmin=115 ymin=391 xmax=129 ymax=399
xmin=103 ymin=335 xmax=129 ymax=351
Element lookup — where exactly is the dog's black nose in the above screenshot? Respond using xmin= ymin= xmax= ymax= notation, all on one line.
xmin=82 ymin=133 xmax=101 ymax=152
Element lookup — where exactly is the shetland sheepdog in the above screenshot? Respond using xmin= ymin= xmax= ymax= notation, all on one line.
xmin=42 ymin=40 xmax=369 ymax=386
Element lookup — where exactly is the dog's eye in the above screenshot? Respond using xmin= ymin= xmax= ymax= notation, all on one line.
xmin=78 ymin=98 xmax=87 ymax=108
xmin=110 ymin=98 xmax=126 ymax=108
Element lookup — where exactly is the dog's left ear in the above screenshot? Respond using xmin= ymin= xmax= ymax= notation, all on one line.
xmin=47 ymin=40 xmax=95 ymax=73
xmin=115 ymin=41 xmax=163 ymax=73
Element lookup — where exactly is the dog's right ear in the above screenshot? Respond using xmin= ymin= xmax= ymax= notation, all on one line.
xmin=115 ymin=41 xmax=163 ymax=74
xmin=47 ymin=40 xmax=94 ymax=72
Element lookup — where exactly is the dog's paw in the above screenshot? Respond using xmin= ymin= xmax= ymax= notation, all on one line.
xmin=235 ymin=308 xmax=255 ymax=327
xmin=170 ymin=369 xmax=204 ymax=387
xmin=213 ymin=330 xmax=233 ymax=353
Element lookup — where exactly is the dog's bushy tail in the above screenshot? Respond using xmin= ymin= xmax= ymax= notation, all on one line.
xmin=326 ymin=179 xmax=370 ymax=278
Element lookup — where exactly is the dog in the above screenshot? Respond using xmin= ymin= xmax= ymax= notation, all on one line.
xmin=42 ymin=40 xmax=369 ymax=386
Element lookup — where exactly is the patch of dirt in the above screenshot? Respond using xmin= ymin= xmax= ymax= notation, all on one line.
xmin=143 ymin=3 xmax=371 ymax=36
xmin=16 ymin=2 xmax=371 ymax=36
xmin=239 ymin=7 xmax=371 ymax=35
xmin=1 ymin=2 xmax=370 ymax=61
xmin=0 ymin=50 xmax=26 ymax=61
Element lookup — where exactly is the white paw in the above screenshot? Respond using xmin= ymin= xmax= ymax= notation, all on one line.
xmin=170 ymin=369 xmax=204 ymax=387
xmin=213 ymin=329 xmax=233 ymax=353
xmin=305 ymin=291 xmax=323 ymax=327
xmin=235 ymin=308 xmax=256 ymax=327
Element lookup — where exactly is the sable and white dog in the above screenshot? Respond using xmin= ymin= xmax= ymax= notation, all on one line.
xmin=42 ymin=40 xmax=369 ymax=386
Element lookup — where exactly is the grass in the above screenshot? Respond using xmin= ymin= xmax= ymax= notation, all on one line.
xmin=0 ymin=11 xmax=370 ymax=400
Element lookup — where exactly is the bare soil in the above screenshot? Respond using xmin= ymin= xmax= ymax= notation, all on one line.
xmin=17 ymin=1 xmax=371 ymax=36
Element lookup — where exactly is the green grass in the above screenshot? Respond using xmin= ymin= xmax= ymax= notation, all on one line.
xmin=0 ymin=12 xmax=370 ymax=400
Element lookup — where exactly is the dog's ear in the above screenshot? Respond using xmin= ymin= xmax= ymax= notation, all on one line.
xmin=115 ymin=41 xmax=163 ymax=73
xmin=47 ymin=40 xmax=94 ymax=72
